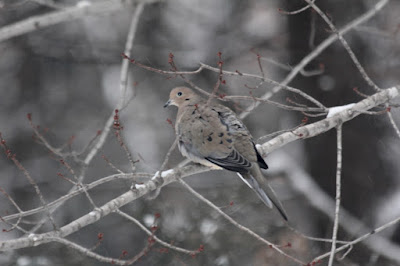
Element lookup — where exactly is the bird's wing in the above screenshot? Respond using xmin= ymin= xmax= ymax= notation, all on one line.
xmin=177 ymin=102 xmax=267 ymax=171
xmin=215 ymin=105 xmax=268 ymax=169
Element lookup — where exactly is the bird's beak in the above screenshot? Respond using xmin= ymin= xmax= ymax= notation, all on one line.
xmin=163 ymin=99 xmax=172 ymax=108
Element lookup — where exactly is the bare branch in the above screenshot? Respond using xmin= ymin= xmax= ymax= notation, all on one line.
xmin=305 ymin=0 xmax=382 ymax=91
xmin=0 ymin=0 xmax=157 ymax=43
xmin=51 ymin=237 xmax=144 ymax=265
xmin=259 ymin=57 xmax=324 ymax=77
xmin=258 ymin=86 xmax=399 ymax=156
xmin=177 ymin=179 xmax=307 ymax=265
xmin=1 ymin=86 xmax=398 ymax=252
xmin=25 ymin=2 xmax=146 ymax=234
xmin=122 ymin=55 xmax=327 ymax=110
xmin=387 ymin=110 xmax=400 ymax=139
xmin=2 ymin=173 xmax=149 ymax=222
xmin=0 ymin=165 xmax=209 ymax=250
xmin=328 ymin=124 xmax=343 ymax=266
xmin=85 ymin=2 xmax=145 ymax=168
xmin=278 ymin=152 xmax=400 ymax=264
xmin=0 ymin=133 xmax=58 ymax=231
xmin=200 ymin=64 xmax=327 ymax=110
xmin=278 ymin=0 xmax=314 ymax=15
xmin=311 ymin=216 xmax=400 ymax=264
xmin=118 ymin=3 xmax=145 ymax=110
xmin=115 ymin=209 xmax=199 ymax=255
xmin=238 ymin=0 xmax=389 ymax=120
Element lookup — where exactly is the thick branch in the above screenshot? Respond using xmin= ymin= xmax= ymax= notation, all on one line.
xmin=0 ymin=164 xmax=209 ymax=250
xmin=258 ymin=86 xmax=399 ymax=156
xmin=0 ymin=86 xmax=398 ymax=251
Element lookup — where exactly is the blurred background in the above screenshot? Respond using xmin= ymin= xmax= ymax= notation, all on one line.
xmin=0 ymin=0 xmax=400 ymax=265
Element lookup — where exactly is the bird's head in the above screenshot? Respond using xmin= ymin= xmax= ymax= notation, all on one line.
xmin=164 ymin=87 xmax=200 ymax=108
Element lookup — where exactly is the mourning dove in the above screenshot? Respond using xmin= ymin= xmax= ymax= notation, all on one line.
xmin=164 ymin=87 xmax=288 ymax=221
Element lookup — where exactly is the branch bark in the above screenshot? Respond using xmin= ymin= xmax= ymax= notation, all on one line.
xmin=1 ymin=86 xmax=398 ymax=251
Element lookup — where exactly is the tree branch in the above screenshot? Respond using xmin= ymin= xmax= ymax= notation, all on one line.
xmin=238 ymin=0 xmax=388 ymax=120
xmin=276 ymin=152 xmax=400 ymax=264
xmin=1 ymin=86 xmax=398 ymax=253
xmin=258 ymin=86 xmax=399 ymax=156
xmin=0 ymin=0 xmax=157 ymax=43
xmin=328 ymin=125 xmax=343 ymax=266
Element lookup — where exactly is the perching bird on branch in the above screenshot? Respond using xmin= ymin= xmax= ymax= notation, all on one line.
xmin=164 ymin=87 xmax=288 ymax=221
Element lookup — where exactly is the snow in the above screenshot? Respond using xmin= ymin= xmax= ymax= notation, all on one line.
xmin=151 ymin=171 xmax=160 ymax=180
xmin=151 ymin=169 xmax=174 ymax=180
xmin=76 ymin=1 xmax=91 ymax=8
xmin=161 ymin=169 xmax=174 ymax=177
xmin=327 ymin=103 xmax=355 ymax=118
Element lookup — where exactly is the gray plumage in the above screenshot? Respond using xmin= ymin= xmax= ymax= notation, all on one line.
xmin=165 ymin=87 xmax=288 ymax=221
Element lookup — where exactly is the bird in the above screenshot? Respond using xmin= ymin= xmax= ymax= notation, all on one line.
xmin=164 ymin=87 xmax=288 ymax=221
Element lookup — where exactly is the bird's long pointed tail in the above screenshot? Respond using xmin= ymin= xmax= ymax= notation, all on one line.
xmin=238 ymin=169 xmax=288 ymax=221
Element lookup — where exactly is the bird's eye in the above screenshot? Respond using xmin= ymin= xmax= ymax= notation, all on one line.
xmin=177 ymin=92 xmax=182 ymax=97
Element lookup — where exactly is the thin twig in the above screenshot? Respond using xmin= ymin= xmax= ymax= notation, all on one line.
xmin=51 ymin=237 xmax=144 ymax=265
xmin=177 ymin=179 xmax=307 ymax=265
xmin=288 ymin=226 xmax=349 ymax=244
xmin=278 ymin=0 xmax=315 ymax=15
xmin=0 ymin=134 xmax=58 ymax=231
xmin=101 ymin=154 xmax=125 ymax=174
xmin=238 ymin=0 xmax=388 ymax=120
xmin=115 ymin=209 xmax=199 ymax=255
xmin=0 ymin=216 xmax=27 ymax=234
xmin=387 ymin=111 xmax=400 ymax=139
xmin=259 ymin=86 xmax=398 ymax=155
xmin=260 ymin=57 xmax=324 ymax=77
xmin=118 ymin=3 xmax=145 ymax=110
xmin=226 ymin=95 xmax=326 ymax=114
xmin=201 ymin=64 xmax=327 ymax=110
xmin=0 ymin=0 xmax=156 ymax=43
xmin=311 ymin=216 xmax=400 ymax=264
xmin=2 ymin=87 xmax=398 ymax=225
xmin=278 ymin=152 xmax=400 ymax=264
xmin=328 ymin=124 xmax=343 ymax=266
xmin=123 ymin=54 xmax=327 ymax=111
xmin=27 ymin=3 xmax=146 ymax=234
xmin=305 ymin=0 xmax=382 ymax=92
xmin=309 ymin=9 xmax=317 ymax=49
xmin=0 ymin=187 xmax=23 ymax=232
xmin=159 ymin=138 xmax=178 ymax=172
xmin=147 ymin=137 xmax=179 ymax=199
xmin=1 ymin=86 xmax=398 ymax=256
xmin=60 ymin=159 xmax=98 ymax=209
xmin=257 ymin=118 xmax=309 ymax=142
xmin=2 ymin=173 xmax=149 ymax=222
